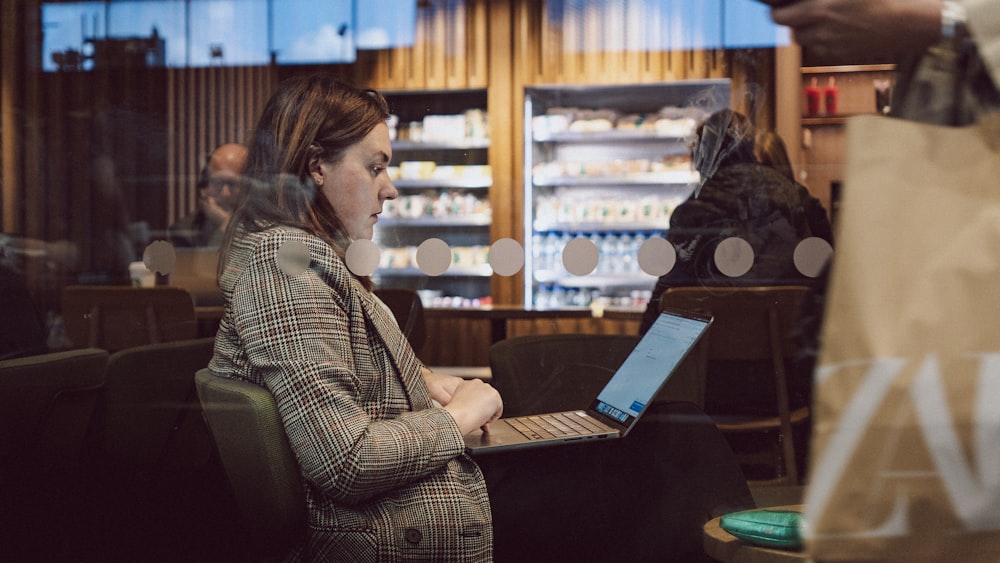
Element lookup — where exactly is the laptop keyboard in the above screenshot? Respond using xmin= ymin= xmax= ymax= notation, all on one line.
xmin=507 ymin=411 xmax=610 ymax=440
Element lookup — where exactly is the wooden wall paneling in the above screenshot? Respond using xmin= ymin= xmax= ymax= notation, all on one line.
xmin=426 ymin=2 xmax=448 ymax=89
xmin=724 ymin=49 xmax=775 ymax=128
xmin=490 ymin=0 xmax=520 ymax=306
xmin=364 ymin=50 xmax=392 ymax=90
xmin=186 ymin=68 xmax=201 ymax=219
xmin=166 ymin=69 xmax=177 ymax=224
xmin=175 ymin=68 xmax=189 ymax=225
xmin=0 ymin=0 xmax=21 ymax=232
xmin=801 ymin=124 xmax=842 ymax=215
xmin=581 ymin=1 xmax=604 ymax=81
xmin=63 ymin=74 xmax=88 ymax=272
xmin=466 ymin=0 xmax=489 ymax=88
xmin=181 ymin=69 xmax=191 ymax=219
xmin=505 ymin=315 xmax=639 ymax=338
xmin=45 ymin=72 xmax=66 ymax=242
xmin=422 ymin=315 xmax=492 ymax=366
xmin=376 ymin=35 xmax=415 ymax=88
xmin=23 ymin=69 xmax=44 ymax=240
xmin=408 ymin=5 xmax=431 ymax=89
xmin=165 ymin=65 xmax=273 ymax=227
xmin=621 ymin=1 xmax=645 ymax=82
xmin=444 ymin=0 xmax=466 ymax=89
xmin=567 ymin=5 xmax=586 ymax=83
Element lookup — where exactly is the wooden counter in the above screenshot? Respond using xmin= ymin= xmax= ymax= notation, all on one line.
xmin=421 ymin=306 xmax=642 ymax=366
xmin=197 ymin=304 xmax=644 ymax=367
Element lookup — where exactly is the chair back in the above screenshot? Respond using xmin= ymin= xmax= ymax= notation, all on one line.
xmin=0 ymin=282 xmax=48 ymax=361
xmin=374 ymin=288 xmax=428 ymax=354
xmin=489 ymin=333 xmax=640 ymax=418
xmin=0 ymin=348 xmax=108 ymax=480
xmin=659 ymin=286 xmax=809 ymax=365
xmin=194 ymin=369 xmax=305 ymax=543
xmin=61 ymin=285 xmax=197 ymax=352
xmin=659 ymin=285 xmax=810 ymax=483
xmin=101 ymin=337 xmax=215 ymax=473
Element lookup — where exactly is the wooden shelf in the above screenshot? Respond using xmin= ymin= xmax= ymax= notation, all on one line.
xmin=801 ymin=64 xmax=896 ymax=74
xmin=801 ymin=113 xmax=883 ymax=126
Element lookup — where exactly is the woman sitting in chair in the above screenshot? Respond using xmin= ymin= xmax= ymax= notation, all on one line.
xmin=208 ymin=74 xmax=752 ymax=562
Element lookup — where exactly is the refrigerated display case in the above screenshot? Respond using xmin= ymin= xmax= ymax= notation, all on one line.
xmin=523 ymin=80 xmax=731 ymax=308
xmin=374 ymin=89 xmax=493 ymax=307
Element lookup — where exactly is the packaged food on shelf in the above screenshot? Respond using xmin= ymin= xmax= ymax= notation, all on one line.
xmin=399 ymin=161 xmax=437 ymax=180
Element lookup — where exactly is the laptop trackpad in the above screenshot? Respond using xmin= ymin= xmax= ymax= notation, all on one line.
xmin=464 ymin=422 xmax=526 ymax=451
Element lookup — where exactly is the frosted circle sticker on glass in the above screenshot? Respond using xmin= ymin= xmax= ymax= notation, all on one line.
xmin=276 ymin=240 xmax=311 ymax=276
xmin=416 ymin=238 xmax=452 ymax=277
xmin=637 ymin=236 xmax=676 ymax=277
xmin=488 ymin=238 xmax=524 ymax=277
xmin=345 ymin=239 xmax=381 ymax=277
xmin=562 ymin=236 xmax=599 ymax=276
xmin=714 ymin=237 xmax=754 ymax=278
xmin=793 ymin=236 xmax=834 ymax=278
xmin=142 ymin=240 xmax=176 ymax=275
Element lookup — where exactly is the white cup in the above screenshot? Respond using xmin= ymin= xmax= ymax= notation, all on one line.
xmin=129 ymin=261 xmax=155 ymax=288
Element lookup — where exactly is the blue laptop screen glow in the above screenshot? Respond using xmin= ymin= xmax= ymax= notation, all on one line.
xmin=594 ymin=311 xmax=709 ymax=424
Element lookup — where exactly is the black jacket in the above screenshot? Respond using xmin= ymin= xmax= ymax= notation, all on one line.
xmin=639 ymin=162 xmax=833 ymax=335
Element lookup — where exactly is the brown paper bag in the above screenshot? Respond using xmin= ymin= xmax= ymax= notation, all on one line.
xmin=804 ymin=114 xmax=1000 ymax=562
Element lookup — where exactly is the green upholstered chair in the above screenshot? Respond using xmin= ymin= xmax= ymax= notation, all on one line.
xmin=0 ymin=347 xmax=109 ymax=480
xmin=101 ymin=337 xmax=215 ymax=475
xmin=194 ymin=368 xmax=306 ymax=556
xmin=0 ymin=347 xmax=109 ymax=560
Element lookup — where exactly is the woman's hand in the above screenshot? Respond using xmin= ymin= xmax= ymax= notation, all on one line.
xmin=422 ymin=367 xmax=462 ymax=406
xmin=442 ymin=378 xmax=503 ymax=436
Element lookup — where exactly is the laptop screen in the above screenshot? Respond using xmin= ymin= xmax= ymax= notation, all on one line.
xmin=590 ymin=308 xmax=711 ymax=430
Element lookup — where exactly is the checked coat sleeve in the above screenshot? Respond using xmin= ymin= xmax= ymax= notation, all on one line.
xmin=210 ymin=227 xmax=493 ymax=562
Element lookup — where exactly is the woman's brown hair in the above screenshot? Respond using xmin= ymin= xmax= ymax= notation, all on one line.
xmin=219 ymin=74 xmax=390 ymax=279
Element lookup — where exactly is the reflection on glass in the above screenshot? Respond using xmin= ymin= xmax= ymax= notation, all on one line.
xmin=42 ymin=0 xmax=429 ymax=71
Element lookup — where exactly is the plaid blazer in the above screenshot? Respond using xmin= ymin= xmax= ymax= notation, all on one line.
xmin=209 ymin=227 xmax=492 ymax=562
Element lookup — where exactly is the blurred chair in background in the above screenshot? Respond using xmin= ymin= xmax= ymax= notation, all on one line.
xmin=659 ymin=285 xmax=811 ymax=485
xmin=0 ymin=347 xmax=108 ymax=561
xmin=86 ymin=337 xmax=229 ymax=560
xmin=61 ymin=285 xmax=197 ymax=352
xmin=488 ymin=332 xmax=704 ymax=418
xmin=0 ymin=347 xmax=108 ymax=480
xmin=98 ymin=337 xmax=215 ymax=478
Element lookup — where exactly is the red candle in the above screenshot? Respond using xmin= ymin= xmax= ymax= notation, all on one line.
xmin=824 ymin=77 xmax=839 ymax=115
xmin=805 ymin=77 xmax=821 ymax=116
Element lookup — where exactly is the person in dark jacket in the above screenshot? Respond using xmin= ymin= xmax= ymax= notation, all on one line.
xmin=638 ymin=110 xmax=834 ymax=443
xmin=639 ymin=109 xmax=833 ymax=335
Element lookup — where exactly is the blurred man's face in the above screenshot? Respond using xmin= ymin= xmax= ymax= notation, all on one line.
xmin=204 ymin=144 xmax=247 ymax=211
xmin=206 ymin=169 xmax=239 ymax=211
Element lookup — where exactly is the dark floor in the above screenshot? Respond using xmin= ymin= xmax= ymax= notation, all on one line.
xmin=2 ymin=451 xmax=255 ymax=563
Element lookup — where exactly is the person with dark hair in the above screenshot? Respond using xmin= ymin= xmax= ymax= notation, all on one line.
xmin=639 ymin=109 xmax=833 ymax=336
xmin=205 ymin=74 xmax=755 ymax=562
xmin=754 ymin=129 xmax=796 ymax=183
xmin=169 ymin=143 xmax=247 ymax=248
xmin=637 ymin=109 xmax=833 ymax=441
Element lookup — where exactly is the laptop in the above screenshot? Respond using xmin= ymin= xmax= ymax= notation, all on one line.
xmin=464 ymin=307 xmax=712 ymax=454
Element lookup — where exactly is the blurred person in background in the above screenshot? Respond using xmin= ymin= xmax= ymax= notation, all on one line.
xmin=169 ymin=143 xmax=247 ymax=248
